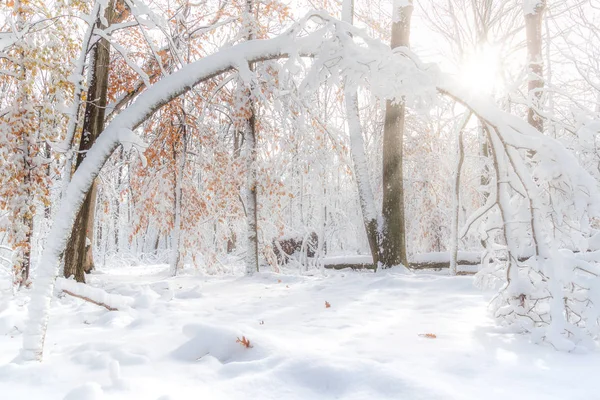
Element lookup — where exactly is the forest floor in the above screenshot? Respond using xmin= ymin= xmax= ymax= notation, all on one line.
xmin=0 ymin=263 xmax=599 ymax=399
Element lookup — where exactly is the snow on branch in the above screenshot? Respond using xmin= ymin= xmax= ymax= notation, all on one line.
xmin=56 ymin=278 xmax=134 ymax=311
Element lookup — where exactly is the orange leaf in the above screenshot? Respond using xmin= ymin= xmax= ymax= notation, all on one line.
xmin=236 ymin=336 xmax=253 ymax=348
xmin=325 ymin=301 xmax=331 ymax=308
xmin=418 ymin=333 xmax=437 ymax=339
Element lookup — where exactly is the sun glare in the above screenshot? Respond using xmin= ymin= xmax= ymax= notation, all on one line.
xmin=458 ymin=46 xmax=501 ymax=95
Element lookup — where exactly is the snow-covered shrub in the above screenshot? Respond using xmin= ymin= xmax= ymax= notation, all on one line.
xmin=469 ymin=118 xmax=600 ymax=351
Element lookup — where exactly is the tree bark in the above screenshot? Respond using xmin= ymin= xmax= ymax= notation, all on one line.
xmin=170 ymin=128 xmax=187 ymax=276
xmin=82 ymin=181 xmax=98 ymax=273
xmin=244 ymin=0 xmax=259 ymax=274
xmin=380 ymin=1 xmax=412 ymax=269
xmin=525 ymin=0 xmax=546 ymax=132
xmin=63 ymin=2 xmax=115 ymax=282
xmin=343 ymin=0 xmax=381 ymax=268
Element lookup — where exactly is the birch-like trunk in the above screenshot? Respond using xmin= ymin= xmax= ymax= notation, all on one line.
xmin=170 ymin=130 xmax=187 ymax=276
xmin=244 ymin=0 xmax=259 ymax=274
xmin=450 ymin=112 xmax=472 ymax=275
xmin=525 ymin=0 xmax=546 ymax=132
xmin=342 ymin=0 xmax=381 ymax=268
xmin=244 ymin=100 xmax=259 ymax=274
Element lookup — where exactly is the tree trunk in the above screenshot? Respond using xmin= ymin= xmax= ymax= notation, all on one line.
xmin=343 ymin=0 xmax=381 ymax=268
xmin=83 ymin=181 xmax=98 ymax=273
xmin=244 ymin=0 xmax=259 ymax=274
xmin=170 ymin=128 xmax=187 ymax=276
xmin=450 ymin=112 xmax=472 ymax=275
xmin=380 ymin=0 xmax=413 ymax=269
xmin=245 ymin=97 xmax=259 ymax=274
xmin=63 ymin=1 xmax=115 ymax=282
xmin=525 ymin=0 xmax=546 ymax=132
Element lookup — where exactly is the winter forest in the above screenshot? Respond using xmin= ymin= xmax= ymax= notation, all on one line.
xmin=1 ymin=0 xmax=600 ymax=398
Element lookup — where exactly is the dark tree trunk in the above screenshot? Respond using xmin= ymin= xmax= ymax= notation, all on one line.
xmin=63 ymin=2 xmax=115 ymax=282
xmin=380 ymin=1 xmax=413 ymax=269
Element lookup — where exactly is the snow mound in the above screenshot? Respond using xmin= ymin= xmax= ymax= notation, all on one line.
xmin=588 ymin=231 xmax=600 ymax=251
xmin=132 ymin=286 xmax=160 ymax=308
xmin=63 ymin=382 xmax=103 ymax=400
xmin=108 ymin=360 xmax=129 ymax=389
xmin=274 ymin=357 xmax=424 ymax=398
xmin=150 ymin=281 xmax=174 ymax=300
xmin=175 ymin=284 xmax=203 ymax=299
xmin=71 ymin=342 xmax=149 ymax=369
xmin=171 ymin=323 xmax=267 ymax=363
xmin=244 ymin=271 xmax=305 ymax=284
xmin=0 ymin=301 xmax=24 ymax=335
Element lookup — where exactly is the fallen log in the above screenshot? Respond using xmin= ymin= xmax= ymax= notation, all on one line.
xmin=324 ymin=263 xmax=375 ymax=270
xmin=322 ymin=251 xmax=543 ymax=272
xmin=322 ymin=260 xmax=477 ymax=271
xmin=322 ymin=252 xmax=481 ymax=271
xmin=409 ymin=260 xmax=479 ymax=270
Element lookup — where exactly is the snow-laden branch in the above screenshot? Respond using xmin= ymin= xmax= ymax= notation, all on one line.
xmin=21 ymin=11 xmax=347 ymax=361
xmin=56 ymin=278 xmax=134 ymax=311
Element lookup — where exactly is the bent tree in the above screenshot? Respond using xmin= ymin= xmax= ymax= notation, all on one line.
xmin=21 ymin=11 xmax=600 ymax=360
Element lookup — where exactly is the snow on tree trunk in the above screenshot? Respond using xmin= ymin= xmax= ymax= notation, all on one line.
xmin=243 ymin=0 xmax=260 ymax=275
xmin=170 ymin=130 xmax=187 ymax=276
xmin=342 ymin=0 xmax=381 ymax=268
xmin=60 ymin=1 xmax=102 ymax=197
xmin=244 ymin=116 xmax=260 ymax=275
xmin=524 ymin=0 xmax=546 ymax=132
xmin=450 ymin=112 xmax=472 ymax=276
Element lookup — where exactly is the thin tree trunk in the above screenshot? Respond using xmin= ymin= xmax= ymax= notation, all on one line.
xmin=525 ymin=0 xmax=546 ymax=132
xmin=114 ymin=148 xmax=123 ymax=251
xmin=245 ymin=97 xmax=259 ymax=274
xmin=450 ymin=112 xmax=472 ymax=275
xmin=170 ymin=128 xmax=187 ymax=276
xmin=63 ymin=1 xmax=115 ymax=282
xmin=83 ymin=181 xmax=98 ymax=273
xmin=244 ymin=0 xmax=259 ymax=274
xmin=380 ymin=0 xmax=412 ymax=269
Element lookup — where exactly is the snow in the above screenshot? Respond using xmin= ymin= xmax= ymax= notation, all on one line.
xmin=3 ymin=264 xmax=600 ymax=399
xmin=392 ymin=0 xmax=412 ymax=23
xmin=523 ymin=0 xmax=544 ymax=16
xmin=56 ymin=278 xmax=135 ymax=311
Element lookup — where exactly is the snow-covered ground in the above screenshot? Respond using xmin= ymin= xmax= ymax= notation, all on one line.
xmin=1 ymin=264 xmax=599 ymax=399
